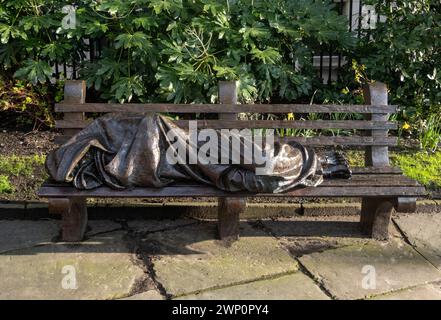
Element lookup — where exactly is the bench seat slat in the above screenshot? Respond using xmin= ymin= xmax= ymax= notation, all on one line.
xmin=38 ymin=185 xmax=425 ymax=198
xmin=279 ymin=136 xmax=397 ymax=146
xmin=54 ymin=135 xmax=397 ymax=146
xmin=350 ymin=166 xmax=402 ymax=174
xmin=55 ymin=103 xmax=397 ymax=114
xmin=39 ymin=173 xmax=425 ymax=198
xmin=55 ymin=119 xmax=397 ymax=130
xmin=41 ymin=174 xmax=416 ymax=188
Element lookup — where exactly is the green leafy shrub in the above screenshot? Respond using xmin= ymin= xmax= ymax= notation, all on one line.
xmin=357 ymin=1 xmax=440 ymax=107
xmin=0 ymin=0 xmax=354 ymax=104
xmin=353 ymin=1 xmax=441 ymax=125
xmin=419 ymin=113 xmax=441 ymax=152
xmin=0 ymin=76 xmax=59 ymax=129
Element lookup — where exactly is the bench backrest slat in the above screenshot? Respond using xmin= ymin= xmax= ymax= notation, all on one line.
xmin=55 ymin=80 xmax=396 ymax=166
xmin=55 ymin=103 xmax=396 ymax=114
xmin=54 ymin=134 xmax=397 ymax=147
xmin=55 ymin=119 xmax=397 ymax=130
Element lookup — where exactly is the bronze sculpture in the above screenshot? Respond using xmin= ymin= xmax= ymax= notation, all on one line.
xmin=46 ymin=113 xmax=349 ymax=193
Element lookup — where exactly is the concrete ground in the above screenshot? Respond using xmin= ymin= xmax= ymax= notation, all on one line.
xmin=0 ymin=211 xmax=440 ymax=300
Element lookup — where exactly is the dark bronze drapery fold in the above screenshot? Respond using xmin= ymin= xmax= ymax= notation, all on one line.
xmin=46 ymin=113 xmax=325 ymax=193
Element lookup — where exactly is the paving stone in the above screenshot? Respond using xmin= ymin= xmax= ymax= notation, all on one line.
xmin=186 ymin=203 xmax=301 ymax=219
xmin=394 ymin=213 xmax=441 ymax=269
xmin=303 ymin=203 xmax=360 ymax=216
xmin=177 ymin=272 xmax=329 ymax=300
xmin=0 ymin=232 xmax=146 ymax=300
xmin=140 ymin=222 xmax=298 ymax=297
xmin=261 ymin=216 xmax=383 ymax=257
xmin=372 ymin=282 xmax=441 ymax=300
xmin=262 ymin=216 xmax=365 ymax=238
xmin=86 ymin=220 xmax=122 ymax=236
xmin=121 ymin=290 xmax=164 ymax=300
xmin=127 ymin=219 xmax=197 ymax=233
xmin=299 ymin=238 xmax=441 ymax=300
xmin=0 ymin=220 xmax=59 ymax=253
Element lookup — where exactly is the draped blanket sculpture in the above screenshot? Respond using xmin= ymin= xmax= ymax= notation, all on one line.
xmin=45 ymin=113 xmax=349 ymax=193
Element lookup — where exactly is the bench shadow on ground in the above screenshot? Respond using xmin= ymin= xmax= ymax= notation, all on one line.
xmin=4 ymin=218 xmax=368 ymax=256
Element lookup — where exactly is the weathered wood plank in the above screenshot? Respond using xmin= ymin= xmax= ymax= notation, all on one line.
xmin=364 ymin=82 xmax=390 ymax=166
xmin=319 ymin=175 xmax=419 ymax=187
xmin=55 ymin=119 xmax=397 ymax=130
xmin=38 ymin=185 xmax=426 ymax=198
xmin=55 ymin=103 xmax=397 ymax=114
xmin=55 ymin=135 xmax=398 ymax=146
xmin=61 ymin=81 xmax=86 ymax=137
xmin=395 ymin=197 xmax=417 ymax=212
xmin=39 ymin=172 xmax=412 ymax=188
xmin=278 ymin=136 xmax=397 ymax=146
xmin=350 ymin=166 xmax=402 ymax=175
xmin=39 ymin=176 xmax=419 ymax=189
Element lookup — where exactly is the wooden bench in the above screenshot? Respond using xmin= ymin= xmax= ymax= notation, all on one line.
xmin=38 ymin=80 xmax=426 ymax=242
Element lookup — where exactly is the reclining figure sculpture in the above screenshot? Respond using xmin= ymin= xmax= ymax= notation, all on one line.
xmin=46 ymin=113 xmax=350 ymax=193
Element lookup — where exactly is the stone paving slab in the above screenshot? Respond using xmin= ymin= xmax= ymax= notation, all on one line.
xmin=0 ymin=231 xmax=146 ymax=300
xmin=86 ymin=220 xmax=122 ymax=236
xmin=299 ymin=238 xmax=441 ymax=300
xmin=176 ymin=272 xmax=329 ymax=300
xmin=261 ymin=216 xmax=379 ymax=258
xmin=302 ymin=203 xmax=360 ymax=216
xmin=394 ymin=213 xmax=441 ymax=269
xmin=121 ymin=290 xmax=164 ymax=300
xmin=0 ymin=220 xmax=59 ymax=253
xmin=262 ymin=216 xmax=366 ymax=239
xmin=372 ymin=282 xmax=441 ymax=300
xmin=139 ymin=222 xmax=298 ymax=297
xmin=127 ymin=219 xmax=197 ymax=233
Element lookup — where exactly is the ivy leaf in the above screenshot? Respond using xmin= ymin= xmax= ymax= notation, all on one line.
xmin=13 ymin=59 xmax=52 ymax=85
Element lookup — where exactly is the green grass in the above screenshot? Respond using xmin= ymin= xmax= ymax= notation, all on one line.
xmin=0 ymin=154 xmax=46 ymax=195
xmin=344 ymin=150 xmax=365 ymax=167
xmin=345 ymin=149 xmax=441 ymax=191
xmin=0 ymin=154 xmax=45 ymax=177
xmin=391 ymin=151 xmax=441 ymax=190
xmin=0 ymin=175 xmax=13 ymax=193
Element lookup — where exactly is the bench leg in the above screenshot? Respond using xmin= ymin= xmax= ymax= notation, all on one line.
xmin=49 ymin=197 xmax=88 ymax=242
xmin=218 ymin=197 xmax=246 ymax=242
xmin=360 ymin=197 xmax=395 ymax=240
